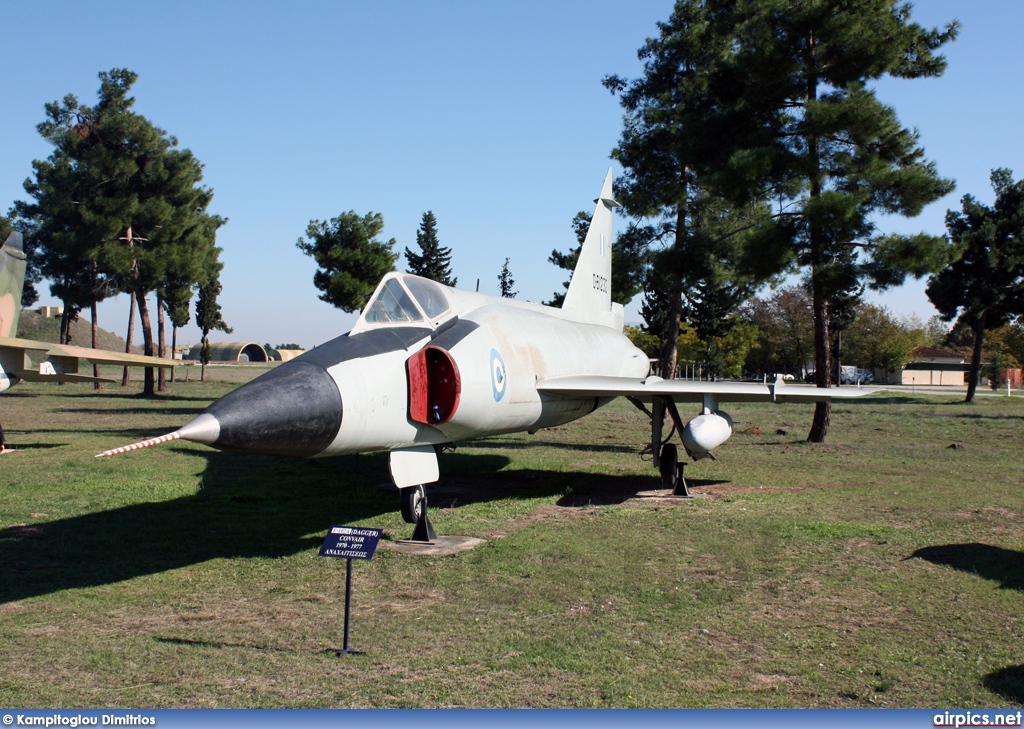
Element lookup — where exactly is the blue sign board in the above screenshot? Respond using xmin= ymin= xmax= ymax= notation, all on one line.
xmin=319 ymin=526 xmax=382 ymax=560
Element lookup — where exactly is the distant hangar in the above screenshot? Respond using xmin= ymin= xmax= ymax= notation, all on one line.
xmin=184 ymin=342 xmax=306 ymax=363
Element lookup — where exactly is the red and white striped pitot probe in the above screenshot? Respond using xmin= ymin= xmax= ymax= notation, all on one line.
xmin=95 ymin=414 xmax=221 ymax=458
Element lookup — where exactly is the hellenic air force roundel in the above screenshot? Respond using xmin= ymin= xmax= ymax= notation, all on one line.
xmin=490 ymin=348 xmax=507 ymax=402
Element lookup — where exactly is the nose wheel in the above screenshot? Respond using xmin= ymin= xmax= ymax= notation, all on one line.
xmin=399 ymin=484 xmax=437 ymax=543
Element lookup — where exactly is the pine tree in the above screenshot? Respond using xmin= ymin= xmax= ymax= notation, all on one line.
xmin=727 ymin=0 xmax=958 ymax=440
xmin=404 ymin=211 xmax=456 ymax=286
xmin=17 ymin=69 xmax=224 ymax=395
xmin=927 ymin=169 xmax=1024 ymax=402
xmin=498 ymin=258 xmax=517 ymax=298
xmin=195 ymin=263 xmax=232 ymax=382
xmin=605 ymin=1 xmax=782 ymax=380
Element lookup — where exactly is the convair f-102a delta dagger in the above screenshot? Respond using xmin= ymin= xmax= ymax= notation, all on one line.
xmin=99 ymin=169 xmax=875 ymax=539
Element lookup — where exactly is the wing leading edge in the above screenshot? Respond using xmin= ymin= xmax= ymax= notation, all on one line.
xmin=0 ymin=335 xmax=172 ymax=385
xmin=537 ymin=374 xmax=880 ymax=404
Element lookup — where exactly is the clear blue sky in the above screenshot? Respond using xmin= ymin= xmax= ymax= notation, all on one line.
xmin=2 ymin=1 xmax=1021 ymax=349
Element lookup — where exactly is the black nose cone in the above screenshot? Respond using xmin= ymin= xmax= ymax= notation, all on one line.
xmin=202 ymin=360 xmax=343 ymax=457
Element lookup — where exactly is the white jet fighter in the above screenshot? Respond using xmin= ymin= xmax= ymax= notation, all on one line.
xmin=99 ymin=170 xmax=874 ymax=538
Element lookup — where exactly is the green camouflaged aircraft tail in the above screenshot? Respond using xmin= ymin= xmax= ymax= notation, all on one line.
xmin=0 ymin=232 xmax=26 ymax=339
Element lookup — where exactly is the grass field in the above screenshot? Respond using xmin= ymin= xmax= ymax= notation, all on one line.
xmin=1 ymin=365 xmax=1023 ymax=708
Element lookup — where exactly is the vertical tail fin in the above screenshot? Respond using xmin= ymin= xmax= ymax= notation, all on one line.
xmin=561 ymin=168 xmax=623 ymax=329
xmin=0 ymin=232 xmax=26 ymax=338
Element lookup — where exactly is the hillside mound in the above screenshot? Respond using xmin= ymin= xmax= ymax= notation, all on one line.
xmin=15 ymin=310 xmax=144 ymax=354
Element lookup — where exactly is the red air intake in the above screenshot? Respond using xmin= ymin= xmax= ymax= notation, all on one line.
xmin=407 ymin=346 xmax=461 ymax=425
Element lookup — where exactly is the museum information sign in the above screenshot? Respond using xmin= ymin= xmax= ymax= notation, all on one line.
xmin=319 ymin=526 xmax=382 ymax=560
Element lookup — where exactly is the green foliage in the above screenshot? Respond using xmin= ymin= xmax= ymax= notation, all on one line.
xmin=15 ymin=69 xmax=225 ymax=389
xmin=727 ymin=0 xmax=959 ymax=332
xmin=630 ymin=0 xmax=958 ymax=437
xmin=297 ymin=211 xmax=397 ymax=313
xmin=624 ymin=325 xmax=659 ymax=358
xmin=927 ymin=169 xmax=1024 ymax=401
xmin=741 ymin=286 xmax=813 ymax=377
xmin=404 ymin=211 xmax=456 ymax=286
xmin=985 ymin=323 xmax=1024 ymax=369
xmin=195 ymin=259 xmax=232 ymax=374
xmin=604 ymin=2 xmax=789 ymax=379
xmin=842 ymin=303 xmax=924 ymax=373
xmin=497 ymin=257 xmax=517 ymax=298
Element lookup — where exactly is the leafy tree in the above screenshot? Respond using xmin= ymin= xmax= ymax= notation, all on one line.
xmin=16 ymin=69 xmax=224 ymax=395
xmin=624 ymin=325 xmax=660 ymax=359
xmin=405 ymin=211 xmax=456 ymax=286
xmin=986 ymin=322 xmax=1024 ymax=370
xmin=842 ymin=303 xmax=923 ymax=378
xmin=547 ymin=211 xmax=650 ymax=307
xmin=927 ymin=169 xmax=1024 ymax=402
xmin=923 ymin=315 xmax=951 ymax=349
xmin=498 ymin=258 xmax=517 ymax=298
xmin=297 ymin=211 xmax=397 ymax=313
xmin=741 ymin=286 xmax=814 ymax=377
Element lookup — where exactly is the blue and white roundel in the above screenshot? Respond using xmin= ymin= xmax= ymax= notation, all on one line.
xmin=490 ymin=348 xmax=507 ymax=402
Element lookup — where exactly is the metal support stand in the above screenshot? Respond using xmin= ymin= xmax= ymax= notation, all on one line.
xmin=399 ymin=493 xmax=438 ymax=544
xmin=671 ymin=463 xmax=691 ymax=498
xmin=335 ymin=558 xmax=364 ymax=657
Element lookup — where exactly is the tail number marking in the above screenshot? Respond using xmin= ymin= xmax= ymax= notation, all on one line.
xmin=592 ymin=274 xmax=609 ymax=293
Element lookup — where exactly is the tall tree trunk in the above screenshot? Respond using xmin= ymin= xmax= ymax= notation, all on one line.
xmin=660 ymin=279 xmax=683 ymax=380
xmin=59 ymin=306 xmax=71 ymax=345
xmin=122 ymin=290 xmax=136 ymax=387
xmin=201 ymin=333 xmax=208 ymax=382
xmin=804 ymin=43 xmax=832 ymax=444
xmin=137 ymin=292 xmax=156 ymax=397
xmin=965 ymin=313 xmax=986 ymax=404
xmin=91 ymin=301 xmax=102 ymax=390
xmin=170 ymin=325 xmax=177 ymax=383
xmin=808 ymin=278 xmax=832 ymax=442
xmin=156 ymin=292 xmax=167 ymax=393
xmin=659 ymin=204 xmax=688 ymax=380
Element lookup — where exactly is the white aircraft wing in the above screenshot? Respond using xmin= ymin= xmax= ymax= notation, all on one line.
xmin=537 ymin=374 xmax=881 ymax=404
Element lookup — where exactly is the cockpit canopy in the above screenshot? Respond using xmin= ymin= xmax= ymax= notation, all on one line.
xmin=355 ymin=273 xmax=452 ymax=331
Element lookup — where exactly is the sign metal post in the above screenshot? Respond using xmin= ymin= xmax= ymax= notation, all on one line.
xmin=318 ymin=525 xmax=382 ymax=657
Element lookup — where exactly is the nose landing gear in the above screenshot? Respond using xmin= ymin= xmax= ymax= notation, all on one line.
xmin=398 ymin=484 xmax=437 ymax=543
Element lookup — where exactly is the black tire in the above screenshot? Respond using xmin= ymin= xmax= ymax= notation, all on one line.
xmin=659 ymin=443 xmax=678 ymax=487
xmin=400 ymin=484 xmax=426 ymax=524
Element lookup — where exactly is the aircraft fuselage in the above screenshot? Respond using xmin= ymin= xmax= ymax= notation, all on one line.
xmin=191 ymin=290 xmax=650 ymax=459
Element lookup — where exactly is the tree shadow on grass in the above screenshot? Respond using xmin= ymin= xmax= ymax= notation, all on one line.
xmin=983 ymin=665 xmax=1024 ymax=704
xmin=908 ymin=543 xmax=1024 ymax=591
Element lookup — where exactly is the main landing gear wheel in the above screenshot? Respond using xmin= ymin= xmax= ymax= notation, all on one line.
xmin=400 ymin=484 xmax=426 ymax=524
xmin=659 ymin=443 xmax=691 ymax=498
xmin=398 ymin=484 xmax=437 ymax=544
xmin=659 ymin=443 xmax=678 ymax=487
